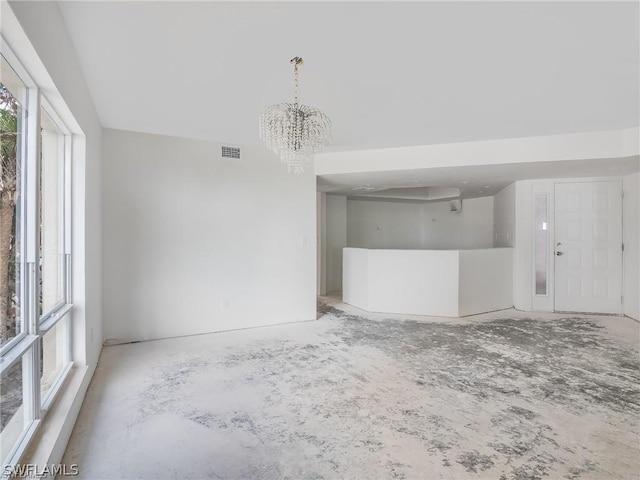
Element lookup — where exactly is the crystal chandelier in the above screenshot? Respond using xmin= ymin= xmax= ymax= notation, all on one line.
xmin=259 ymin=57 xmax=331 ymax=174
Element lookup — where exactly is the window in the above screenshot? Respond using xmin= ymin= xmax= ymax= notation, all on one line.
xmin=534 ymin=194 xmax=548 ymax=295
xmin=40 ymin=109 xmax=67 ymax=317
xmin=0 ymin=47 xmax=74 ymax=470
xmin=0 ymin=56 xmax=26 ymax=351
xmin=0 ymin=357 xmax=24 ymax=467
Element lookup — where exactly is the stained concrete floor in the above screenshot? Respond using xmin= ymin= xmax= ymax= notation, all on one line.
xmin=62 ymin=299 xmax=640 ymax=480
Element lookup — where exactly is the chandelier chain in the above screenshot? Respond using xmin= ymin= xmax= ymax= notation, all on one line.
xmin=291 ymin=57 xmax=300 ymax=107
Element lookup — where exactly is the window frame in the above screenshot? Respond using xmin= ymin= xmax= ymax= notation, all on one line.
xmin=38 ymin=101 xmax=72 ymax=327
xmin=533 ymin=193 xmax=550 ymax=297
xmin=0 ymin=39 xmax=75 ymax=473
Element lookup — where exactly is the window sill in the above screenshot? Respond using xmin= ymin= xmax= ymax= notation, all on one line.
xmin=19 ymin=362 xmax=96 ymax=475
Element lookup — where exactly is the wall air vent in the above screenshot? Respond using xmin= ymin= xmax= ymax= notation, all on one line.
xmin=221 ymin=145 xmax=241 ymax=159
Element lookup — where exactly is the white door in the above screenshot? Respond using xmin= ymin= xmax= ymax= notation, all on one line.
xmin=554 ymin=181 xmax=623 ymax=314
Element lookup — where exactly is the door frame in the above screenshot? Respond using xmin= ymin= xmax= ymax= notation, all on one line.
xmin=529 ymin=178 xmax=625 ymax=314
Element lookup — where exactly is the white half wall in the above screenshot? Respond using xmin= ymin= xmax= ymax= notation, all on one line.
xmin=347 ymin=248 xmax=461 ymax=317
xmin=459 ymin=249 xmax=513 ymax=316
xmin=623 ymin=172 xmax=639 ymax=320
xmin=343 ymin=247 xmax=513 ymax=317
xmin=342 ymin=247 xmax=369 ymax=310
xmin=368 ymin=249 xmax=460 ymax=316
xmin=325 ymin=195 xmax=347 ymax=293
xmin=102 ymin=129 xmax=316 ymax=343
xmin=346 ymin=196 xmax=494 ymax=250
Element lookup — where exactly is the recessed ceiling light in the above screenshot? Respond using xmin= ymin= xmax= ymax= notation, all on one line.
xmin=483 ymin=185 xmax=492 ymax=188
xmin=352 ymin=185 xmax=376 ymax=191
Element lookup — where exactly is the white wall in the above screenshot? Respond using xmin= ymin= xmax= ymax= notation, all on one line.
xmin=623 ymin=172 xmax=639 ymax=320
xmin=102 ymin=129 xmax=316 ymax=343
xmin=493 ymin=183 xmax=515 ymax=247
xmin=317 ymin=128 xmax=639 ymax=175
xmin=316 ymin=192 xmax=325 ymax=295
xmin=513 ymin=180 xmax=534 ymax=311
xmin=325 ymin=195 xmax=347 ymax=293
xmin=425 ymin=197 xmax=494 ymax=249
xmin=347 ymin=196 xmax=494 ymax=250
xmin=347 ymin=198 xmax=424 ymax=249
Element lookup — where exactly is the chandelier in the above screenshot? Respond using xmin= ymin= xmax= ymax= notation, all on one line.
xmin=259 ymin=57 xmax=332 ymax=174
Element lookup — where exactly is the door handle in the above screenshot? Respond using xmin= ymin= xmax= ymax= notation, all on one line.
xmin=556 ymin=251 xmax=563 ymax=256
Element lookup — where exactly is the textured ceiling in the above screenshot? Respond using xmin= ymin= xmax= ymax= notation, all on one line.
xmin=57 ymin=1 xmax=639 ymax=152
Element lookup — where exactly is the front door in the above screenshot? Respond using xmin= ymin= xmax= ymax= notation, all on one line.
xmin=554 ymin=181 xmax=623 ymax=314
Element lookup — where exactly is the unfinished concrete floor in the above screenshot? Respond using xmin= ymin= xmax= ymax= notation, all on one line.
xmin=62 ymin=299 xmax=640 ymax=479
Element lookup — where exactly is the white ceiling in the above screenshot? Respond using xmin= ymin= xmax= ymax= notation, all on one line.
xmin=57 ymin=1 xmax=639 ymax=152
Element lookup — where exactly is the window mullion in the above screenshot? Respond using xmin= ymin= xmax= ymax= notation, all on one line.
xmin=62 ymin=135 xmax=73 ymax=364
xmin=24 ymin=87 xmax=39 ymax=281
xmin=22 ymin=85 xmax=41 ymax=424
xmin=21 ymin=335 xmax=41 ymax=425
xmin=63 ymin=135 xmax=72 ymax=301
xmin=61 ymin=314 xmax=72 ymax=365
